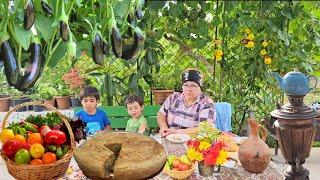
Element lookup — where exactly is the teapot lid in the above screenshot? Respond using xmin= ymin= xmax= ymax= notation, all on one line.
xmin=286 ymin=68 xmax=304 ymax=76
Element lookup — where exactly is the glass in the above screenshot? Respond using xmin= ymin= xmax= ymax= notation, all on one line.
xmin=182 ymin=84 xmax=199 ymax=89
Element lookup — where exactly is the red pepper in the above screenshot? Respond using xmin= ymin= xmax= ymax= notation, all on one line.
xmin=39 ymin=125 xmax=51 ymax=137
xmin=45 ymin=130 xmax=67 ymax=145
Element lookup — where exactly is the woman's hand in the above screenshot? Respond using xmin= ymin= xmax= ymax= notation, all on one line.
xmin=160 ymin=128 xmax=178 ymax=137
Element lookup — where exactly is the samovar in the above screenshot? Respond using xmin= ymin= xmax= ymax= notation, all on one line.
xmin=271 ymin=69 xmax=318 ymax=179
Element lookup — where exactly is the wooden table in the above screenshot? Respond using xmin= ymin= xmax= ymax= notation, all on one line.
xmin=61 ymin=135 xmax=285 ymax=180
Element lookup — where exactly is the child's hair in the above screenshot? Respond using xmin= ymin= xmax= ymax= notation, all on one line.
xmin=125 ymin=95 xmax=144 ymax=106
xmin=79 ymin=86 xmax=100 ymax=100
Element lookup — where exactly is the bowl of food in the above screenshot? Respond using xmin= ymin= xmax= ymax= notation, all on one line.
xmin=163 ymin=154 xmax=195 ymax=179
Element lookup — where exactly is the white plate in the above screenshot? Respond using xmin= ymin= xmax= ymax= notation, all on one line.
xmin=166 ymin=134 xmax=191 ymax=143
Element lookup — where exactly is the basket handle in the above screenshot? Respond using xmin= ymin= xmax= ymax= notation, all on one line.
xmin=1 ymin=101 xmax=75 ymax=148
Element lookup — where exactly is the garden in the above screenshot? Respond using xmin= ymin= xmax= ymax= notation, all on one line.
xmin=0 ymin=0 xmax=320 ymax=179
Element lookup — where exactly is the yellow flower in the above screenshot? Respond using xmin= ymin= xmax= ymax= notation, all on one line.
xmin=214 ymin=39 xmax=222 ymax=45
xmin=260 ymin=49 xmax=267 ymax=56
xmin=245 ymin=41 xmax=255 ymax=48
xmin=245 ymin=28 xmax=251 ymax=34
xmin=214 ymin=49 xmax=223 ymax=57
xmin=264 ymin=57 xmax=272 ymax=65
xmin=216 ymin=55 xmax=222 ymax=61
xmin=187 ymin=148 xmax=203 ymax=162
xmin=198 ymin=141 xmax=211 ymax=151
xmin=262 ymin=40 xmax=268 ymax=47
xmin=247 ymin=33 xmax=254 ymax=41
xmin=215 ymin=150 xmax=228 ymax=165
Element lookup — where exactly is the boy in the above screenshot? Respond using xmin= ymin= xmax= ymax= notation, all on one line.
xmin=125 ymin=95 xmax=149 ymax=135
xmin=75 ymin=86 xmax=111 ymax=135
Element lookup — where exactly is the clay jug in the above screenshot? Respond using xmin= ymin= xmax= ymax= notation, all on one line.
xmin=238 ymin=118 xmax=271 ymax=173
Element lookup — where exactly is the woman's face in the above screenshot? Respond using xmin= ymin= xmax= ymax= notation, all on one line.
xmin=182 ymin=81 xmax=201 ymax=100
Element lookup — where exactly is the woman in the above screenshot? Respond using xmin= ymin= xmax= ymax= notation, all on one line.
xmin=157 ymin=68 xmax=216 ymax=137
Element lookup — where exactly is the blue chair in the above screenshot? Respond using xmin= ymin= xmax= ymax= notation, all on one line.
xmin=214 ymin=102 xmax=232 ymax=132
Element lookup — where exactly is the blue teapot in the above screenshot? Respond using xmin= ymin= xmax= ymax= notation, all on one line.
xmin=273 ymin=68 xmax=318 ymax=96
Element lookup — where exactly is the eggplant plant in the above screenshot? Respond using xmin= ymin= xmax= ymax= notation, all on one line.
xmin=0 ymin=0 xmax=147 ymax=92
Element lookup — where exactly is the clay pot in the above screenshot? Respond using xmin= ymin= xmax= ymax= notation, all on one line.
xmin=0 ymin=96 xmax=11 ymax=112
xmin=43 ymin=99 xmax=56 ymax=107
xmin=152 ymin=89 xmax=174 ymax=105
xmin=238 ymin=119 xmax=271 ymax=173
xmin=55 ymin=96 xmax=71 ymax=109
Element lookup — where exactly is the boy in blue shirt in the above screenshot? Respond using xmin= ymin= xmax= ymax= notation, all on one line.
xmin=75 ymin=86 xmax=111 ymax=135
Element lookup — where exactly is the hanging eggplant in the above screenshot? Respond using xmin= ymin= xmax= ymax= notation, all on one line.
xmin=24 ymin=0 xmax=35 ymax=30
xmin=41 ymin=0 xmax=53 ymax=15
xmin=121 ymin=27 xmax=145 ymax=60
xmin=111 ymin=27 xmax=122 ymax=57
xmin=127 ymin=14 xmax=136 ymax=37
xmin=92 ymin=33 xmax=104 ymax=65
xmin=60 ymin=21 xmax=69 ymax=42
xmin=108 ymin=5 xmax=122 ymax=58
xmin=135 ymin=6 xmax=143 ymax=20
xmin=16 ymin=38 xmax=45 ymax=91
xmin=0 ymin=40 xmax=20 ymax=86
xmin=59 ymin=1 xmax=69 ymax=42
xmin=134 ymin=0 xmax=144 ymax=20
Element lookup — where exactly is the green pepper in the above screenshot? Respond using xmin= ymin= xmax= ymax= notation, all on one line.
xmin=23 ymin=122 xmax=38 ymax=133
xmin=62 ymin=145 xmax=70 ymax=155
xmin=56 ymin=146 xmax=63 ymax=159
xmin=47 ymin=145 xmax=57 ymax=152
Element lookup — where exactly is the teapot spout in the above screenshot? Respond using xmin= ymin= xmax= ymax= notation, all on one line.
xmin=272 ymin=72 xmax=283 ymax=89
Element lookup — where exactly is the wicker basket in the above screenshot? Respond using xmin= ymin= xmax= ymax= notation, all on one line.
xmin=0 ymin=101 xmax=75 ymax=180
xmin=163 ymin=163 xmax=195 ymax=179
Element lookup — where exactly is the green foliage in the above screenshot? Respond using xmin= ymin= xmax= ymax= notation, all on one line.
xmin=313 ymin=141 xmax=320 ymax=147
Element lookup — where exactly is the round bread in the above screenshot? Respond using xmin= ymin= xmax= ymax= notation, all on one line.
xmin=73 ymin=131 xmax=166 ymax=180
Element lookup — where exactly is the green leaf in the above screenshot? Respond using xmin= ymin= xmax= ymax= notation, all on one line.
xmin=315 ymin=35 xmax=320 ymax=47
xmin=186 ymin=1 xmax=198 ymax=9
xmin=179 ymin=27 xmax=190 ymax=38
xmin=212 ymin=16 xmax=221 ymax=27
xmin=147 ymin=1 xmax=166 ymax=10
xmin=281 ymin=7 xmax=292 ymax=19
xmin=113 ymin=0 xmax=130 ymax=18
xmin=47 ymin=42 xmax=67 ymax=68
xmin=35 ymin=13 xmax=54 ymax=43
xmin=129 ymin=73 xmax=138 ymax=90
xmin=104 ymin=73 xmax=115 ymax=96
xmin=277 ymin=30 xmax=290 ymax=46
xmin=14 ymin=24 xmax=31 ymax=50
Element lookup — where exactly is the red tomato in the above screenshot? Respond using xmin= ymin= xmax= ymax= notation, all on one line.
xmin=2 ymin=140 xmax=22 ymax=158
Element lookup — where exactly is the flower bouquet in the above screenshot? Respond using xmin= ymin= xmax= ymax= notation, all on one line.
xmin=186 ymin=122 xmax=229 ymax=177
